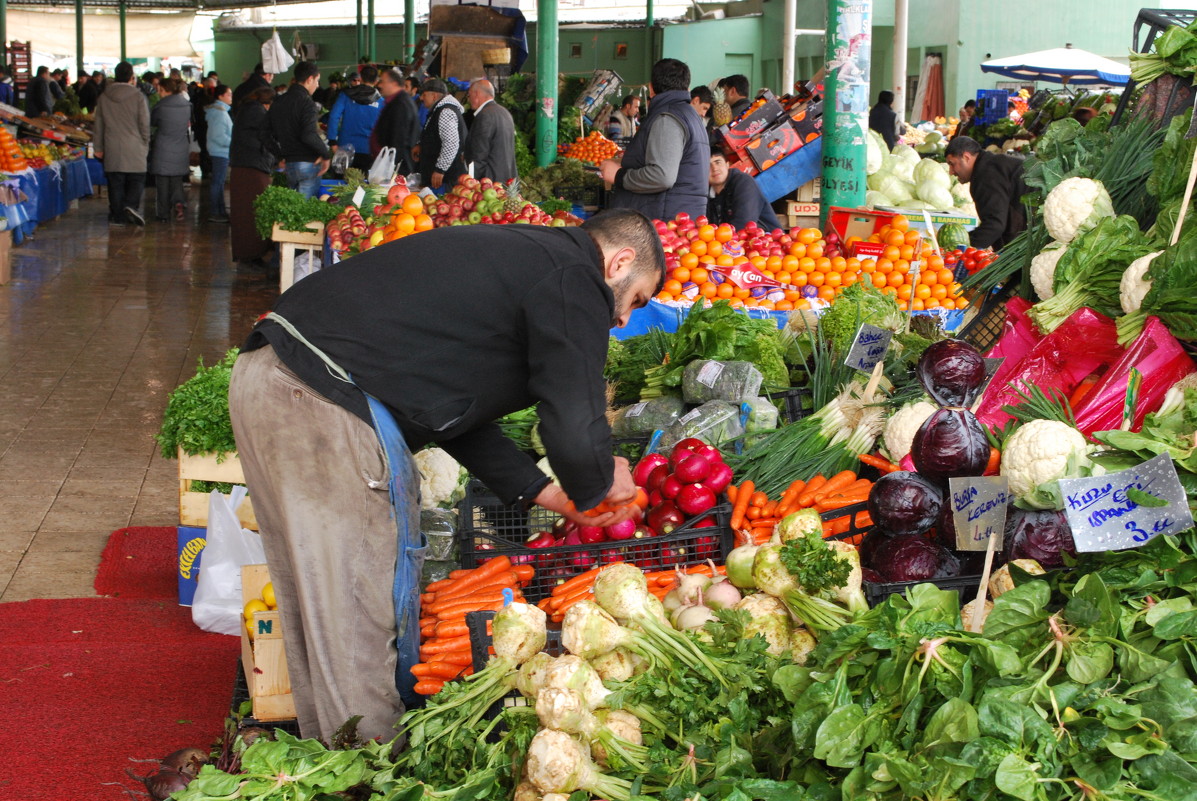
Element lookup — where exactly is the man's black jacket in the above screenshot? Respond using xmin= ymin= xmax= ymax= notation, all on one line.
xmin=967 ymin=150 xmax=1028 ymax=250
xmin=243 ymin=225 xmax=616 ymax=509
xmin=708 ymin=169 xmax=780 ymax=231
xmin=267 ymin=87 xmax=332 ymax=163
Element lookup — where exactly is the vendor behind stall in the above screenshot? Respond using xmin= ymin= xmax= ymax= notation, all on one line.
xmin=707 ymin=146 xmax=780 ymax=231
xmin=227 ymin=209 xmax=663 ymax=742
xmin=944 ymin=135 xmax=1028 ymax=250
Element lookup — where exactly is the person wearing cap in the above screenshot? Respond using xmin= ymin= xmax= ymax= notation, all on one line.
xmin=415 ymin=78 xmax=467 ymax=190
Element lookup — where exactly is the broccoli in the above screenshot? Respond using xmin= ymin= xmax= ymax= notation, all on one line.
xmin=817 ymin=281 xmax=905 ymax=355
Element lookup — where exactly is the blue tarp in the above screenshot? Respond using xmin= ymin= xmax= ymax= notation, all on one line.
xmin=86 ymin=157 xmax=106 ymax=186
xmin=4 ymin=161 xmax=95 ymax=243
xmin=754 ymin=137 xmax=822 ymax=203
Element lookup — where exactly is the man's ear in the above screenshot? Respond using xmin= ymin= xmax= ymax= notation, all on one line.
xmin=605 ymin=246 xmax=637 ymax=280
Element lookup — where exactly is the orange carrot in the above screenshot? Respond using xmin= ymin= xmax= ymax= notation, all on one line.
xmin=411 ymin=662 xmax=468 ymax=680
xmin=751 ymin=517 xmax=780 ymax=529
xmin=775 ymin=479 xmax=807 ymax=518
xmin=426 ymin=590 xmax=516 ymax=614
xmin=811 ymin=470 xmax=857 ymax=503
xmin=815 ymin=493 xmax=870 ymax=513
xmin=859 ymin=453 xmax=901 ymax=474
xmin=649 ymin=584 xmax=671 ymax=600
xmin=796 ymin=474 xmax=828 ymax=507
xmin=536 ymin=596 xmax=556 ymax=613
xmin=433 ymin=598 xmax=512 ymax=620
xmin=551 ymin=566 xmax=603 ymax=597
xmin=428 ymin=577 xmax=519 ymax=606
xmin=429 ymin=650 xmax=473 ymax=666
xmin=751 ymin=528 xmax=774 ymax=545
xmin=420 ymin=592 xmax=436 ymax=604
xmin=750 ymin=491 xmax=769 ymax=508
xmin=549 ymin=585 xmax=594 ymax=612
xmin=414 ymin=679 xmax=446 ymax=695
xmin=512 ymin=564 xmax=536 ymax=583
xmin=730 ymin=479 xmax=754 ymax=531
xmin=419 ymin=635 xmax=473 ymax=659
xmin=433 ymin=619 xmax=472 ymax=639
xmin=984 ymin=446 xmax=1001 ymax=476
xmin=725 ymin=483 xmax=739 ymax=504
xmin=761 ymin=500 xmax=779 ymax=518
xmin=554 ymin=592 xmax=595 ymax=618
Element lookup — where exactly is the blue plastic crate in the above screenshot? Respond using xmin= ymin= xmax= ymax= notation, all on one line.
xmin=976 ymin=90 xmax=1011 ymax=124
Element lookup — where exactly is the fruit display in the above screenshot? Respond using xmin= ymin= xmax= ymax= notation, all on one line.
xmin=241 ymin=581 xmax=277 ymax=641
xmin=19 ymin=140 xmax=70 ymax=168
xmin=423 ymin=174 xmax=583 ymax=228
xmin=560 ymin=130 xmax=622 ymax=164
xmin=0 ymin=127 xmax=28 ymax=172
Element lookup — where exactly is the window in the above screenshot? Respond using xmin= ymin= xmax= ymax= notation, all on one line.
xmin=569 ymin=43 xmax=582 ymax=58
xmin=614 ymin=43 xmax=628 ymax=59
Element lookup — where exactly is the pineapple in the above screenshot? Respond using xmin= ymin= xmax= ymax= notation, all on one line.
xmin=711 ymin=84 xmax=733 ymax=128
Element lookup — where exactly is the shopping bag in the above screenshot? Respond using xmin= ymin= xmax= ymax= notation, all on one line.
xmin=191 ymin=487 xmax=266 ymax=636
xmin=261 ymin=32 xmax=295 ymax=76
xmin=368 ymin=147 xmax=397 ymax=186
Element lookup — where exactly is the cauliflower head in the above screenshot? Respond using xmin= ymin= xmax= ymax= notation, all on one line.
xmin=1000 ymin=419 xmax=1092 ymax=510
xmin=882 ymin=399 xmax=938 ymax=462
xmin=1120 ymin=250 xmax=1162 ymax=314
xmin=1043 ymin=177 xmax=1114 ymax=243
xmin=1030 ymin=243 xmax=1067 ymax=301
xmin=413 ymin=447 xmax=469 ymax=510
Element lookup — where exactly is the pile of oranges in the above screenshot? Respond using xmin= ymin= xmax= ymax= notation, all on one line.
xmin=0 ymin=127 xmax=29 ymax=172
xmin=374 ymin=193 xmax=435 ymax=245
xmin=561 ymin=131 xmax=622 ymax=165
xmin=853 ymin=216 xmax=970 ymax=312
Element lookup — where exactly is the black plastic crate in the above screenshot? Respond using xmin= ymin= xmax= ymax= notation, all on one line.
xmin=466 ymin=609 xmax=564 ymax=672
xmin=554 ymin=183 xmax=604 ymax=208
xmin=613 ymin=435 xmax=649 ymax=460
xmin=457 ymin=482 xmax=734 ymax=601
xmin=863 ymin=573 xmax=987 ymax=607
xmin=958 ymin=285 xmax=1013 ymax=354
xmin=1112 ymin=8 xmax=1197 ymax=125
xmin=822 ymin=501 xmax=871 ymax=546
xmin=765 ymin=386 xmax=815 ymax=424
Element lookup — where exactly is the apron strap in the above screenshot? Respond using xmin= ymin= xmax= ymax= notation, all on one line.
xmin=264 ymin=312 xmax=353 ymax=384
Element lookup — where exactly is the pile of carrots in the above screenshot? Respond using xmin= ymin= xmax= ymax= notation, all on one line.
xmin=727 ymin=470 xmax=875 ymax=546
xmin=413 ymin=555 xmax=535 ymax=695
xmin=535 ymin=562 xmax=727 ymax=624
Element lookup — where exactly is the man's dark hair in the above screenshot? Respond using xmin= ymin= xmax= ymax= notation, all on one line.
xmin=214 ymin=83 xmax=230 ymax=98
xmin=581 ymin=209 xmax=668 ymax=293
xmin=360 ymin=65 xmax=379 ymax=84
xmin=247 ymin=86 xmax=276 ymax=106
xmin=292 ymin=61 xmax=320 ymax=84
xmin=114 ymin=61 xmax=134 ymax=83
xmin=207 ymin=71 xmax=219 ymax=79
xmin=92 ymin=70 xmax=104 ymax=79
xmin=878 ymin=90 xmax=894 ymax=106
xmin=691 ymin=86 xmax=714 ymax=105
xmin=944 ymin=136 xmax=982 ymax=158
xmin=51 ymin=69 xmax=62 ymax=77
xmin=405 ymin=77 xmax=422 ymax=93
xmin=963 ymin=99 xmax=976 ymax=109
xmin=253 ymin=63 xmax=268 ymax=76
xmin=35 ymin=66 xmax=48 ymax=77
xmin=379 ymin=68 xmax=402 ymax=87
xmin=709 ymin=144 xmax=727 ymax=159
xmin=620 ymin=94 xmax=637 ymax=109
xmin=721 ymin=74 xmax=749 ymax=97
xmin=650 ymin=58 xmax=691 ymax=94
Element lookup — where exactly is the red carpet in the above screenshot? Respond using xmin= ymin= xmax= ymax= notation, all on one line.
xmin=0 ymin=529 xmax=240 ymax=800
xmin=93 ymin=526 xmax=180 ymax=599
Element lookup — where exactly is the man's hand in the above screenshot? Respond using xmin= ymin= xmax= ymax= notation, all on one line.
xmin=533 ymin=460 xmax=639 ymax=529
xmin=430 ymin=171 xmax=444 ymax=189
xmin=605 ymin=457 xmax=637 ymax=507
xmin=411 ymin=144 xmax=421 ymax=160
xmin=94 ymin=151 xmax=103 ymax=160
xmin=317 ymin=158 xmax=330 ymax=176
xmin=599 ymin=158 xmax=621 ymax=185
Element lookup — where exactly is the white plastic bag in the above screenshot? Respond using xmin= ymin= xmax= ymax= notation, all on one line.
xmin=369 ymin=147 xmax=397 ymax=185
xmin=261 ymin=32 xmax=295 ymax=75
xmin=191 ymin=487 xmax=266 ymax=636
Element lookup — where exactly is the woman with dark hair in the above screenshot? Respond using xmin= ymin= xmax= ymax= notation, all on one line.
xmin=150 ymin=76 xmax=194 ymax=222
xmin=229 ymin=85 xmax=280 ymax=264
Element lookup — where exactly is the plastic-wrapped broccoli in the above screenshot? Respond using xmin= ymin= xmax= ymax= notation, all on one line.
xmin=682 ymin=360 xmax=764 ymax=404
xmin=741 ymin=397 xmax=780 ymax=434
xmin=659 ymin=400 xmax=746 ymax=449
xmin=611 ymin=396 xmax=687 ymax=437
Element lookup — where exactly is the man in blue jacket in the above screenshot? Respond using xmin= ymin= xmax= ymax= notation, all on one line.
xmin=327 ymin=65 xmax=384 ymax=171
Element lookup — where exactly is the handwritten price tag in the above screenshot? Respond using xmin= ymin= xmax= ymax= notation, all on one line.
xmin=352 ymin=186 xmax=366 ymax=207
xmin=1058 ymin=453 xmax=1194 ymax=552
xmin=844 ymin=324 xmax=893 ymax=373
xmin=949 ymin=476 xmax=1009 ymax=551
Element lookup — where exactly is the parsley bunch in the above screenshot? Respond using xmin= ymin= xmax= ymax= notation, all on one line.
xmin=157 ymin=350 xmax=239 ymax=460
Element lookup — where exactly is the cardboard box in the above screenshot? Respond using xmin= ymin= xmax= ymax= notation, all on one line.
xmin=875 ymin=206 xmax=980 ymax=232
xmin=786 ymin=201 xmax=820 ymax=217
xmin=824 ymin=206 xmax=897 ymax=248
xmin=241 ymin=564 xmax=297 ymax=722
xmin=717 ymin=91 xmax=786 ymax=157
xmin=746 ymin=118 xmax=806 ymax=172
xmin=178 ymin=449 xmax=258 ymax=530
xmin=177 ymin=525 xmax=206 ymax=606
xmin=729 ymin=157 xmax=759 ymax=177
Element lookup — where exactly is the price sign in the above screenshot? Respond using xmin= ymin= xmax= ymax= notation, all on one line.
xmin=844 ymin=324 xmax=892 ymax=373
xmin=352 ymin=186 xmax=366 ymax=207
xmin=975 ymin=357 xmax=1005 ymax=398
xmin=949 ymin=476 xmax=1009 ymax=551
xmin=1059 ymin=453 xmax=1195 ymax=552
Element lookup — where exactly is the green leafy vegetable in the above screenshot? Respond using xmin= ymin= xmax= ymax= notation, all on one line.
xmin=780 ymin=529 xmax=851 ymax=596
xmin=253 ymin=185 xmax=340 ymax=239
xmin=816 ymin=280 xmax=904 ymax=356
xmin=157 ymin=350 xmax=239 ymax=459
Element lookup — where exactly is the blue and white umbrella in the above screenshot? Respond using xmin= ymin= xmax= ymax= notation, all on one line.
xmin=980 ymin=44 xmax=1130 ymax=86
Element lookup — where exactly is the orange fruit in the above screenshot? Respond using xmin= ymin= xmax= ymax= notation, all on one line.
xmin=707 ymin=241 xmax=724 ymax=257
xmin=673 ymin=266 xmax=691 ymax=283
xmin=938 ymin=269 xmax=956 ymax=286
xmin=926 ymin=254 xmax=944 ymax=272
xmin=775 ymin=271 xmax=792 ymax=284
xmin=681 ymin=252 xmax=700 ymax=270
xmin=775 ymin=300 xmax=794 ymax=311
xmin=697 ymin=224 xmax=716 ymax=242
xmin=414 ymin=213 xmax=434 ymax=232
xmin=891 ymin=214 xmax=910 ymax=232
xmin=897 ymin=284 xmax=913 ymax=300
xmin=898 ymin=300 xmax=910 ymax=311
xmin=728 ymin=298 xmax=745 ymax=308
xmin=842 ymin=271 xmax=859 ymax=286
xmin=932 ymin=284 xmax=948 ymax=300
xmin=926 ymin=298 xmax=942 ymax=309
xmin=806 ymin=242 xmax=824 ymax=259
xmin=880 ymin=285 xmax=898 ymax=297
xmin=794 ymin=298 xmax=812 ymax=310
xmin=656 ymin=290 xmax=674 ymax=302
xmin=394 ymin=213 xmax=416 ymax=234
xmin=899 ymin=244 xmax=915 ymax=262
xmin=690 ymin=240 xmax=708 ymax=256
xmin=715 ymin=224 xmax=735 ymax=243
xmin=758 ymin=299 xmax=776 ymax=310
xmin=734 ymin=287 xmax=751 ymax=299
xmin=798 ymin=257 xmax=816 ymax=273
xmin=860 ymin=258 xmax=876 ymax=273
xmin=808 ymin=271 xmax=826 ymax=287
xmin=690 ymin=267 xmax=709 ymax=284
xmin=876 ymin=258 xmax=894 ymax=274
xmin=784 ymin=289 xmax=803 ymax=301
xmin=885 ymin=229 xmax=906 ymax=247
xmin=401 ymin=194 xmax=424 ymax=215
xmin=717 ymin=254 xmax=736 ymax=268
xmin=789 ymin=242 xmax=807 ymax=258
xmin=882 ymin=245 xmax=901 ymax=262
xmin=922 ymin=269 xmax=938 ymax=285
xmin=700 ymin=282 xmax=718 ymax=298
xmin=894 ymin=259 xmax=911 ymax=275
xmin=915 ymin=284 xmax=931 ymax=299
xmin=904 ymin=229 xmax=921 ymax=245
xmin=765 ymin=255 xmax=783 ymax=271
xmin=818 ymin=286 xmax=837 ymax=301
xmin=798 ymin=227 xmax=821 ymax=245
xmin=912 ymin=298 xmax=926 ymax=311
xmin=664 ymin=279 xmax=683 ymax=295
xmin=716 ymin=283 xmax=734 ymax=298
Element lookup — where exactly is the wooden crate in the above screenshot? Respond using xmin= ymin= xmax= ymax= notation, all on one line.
xmin=178 ymin=448 xmax=258 ymax=530
xmin=786 ymin=200 xmax=820 ymax=230
xmin=241 ymin=564 xmax=297 ymax=722
xmin=440 ymin=35 xmax=510 ymax=81
xmin=795 ymin=177 xmax=822 ymax=203
xmin=272 ymin=221 xmax=325 ymax=293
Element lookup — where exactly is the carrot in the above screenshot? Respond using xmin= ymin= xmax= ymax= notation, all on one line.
xmin=730 ymin=479 xmax=754 ymax=530
xmin=536 ymin=596 xmax=556 ymax=613
xmin=811 ymin=470 xmax=857 ymax=503
xmin=549 ymin=585 xmax=594 ymax=612
xmin=984 ymin=446 xmax=1001 ymax=476
xmin=735 ymin=530 xmax=754 ymax=547
xmin=796 ymin=474 xmax=828 ymax=507
xmin=815 ymin=493 xmax=870 ymax=513
xmin=429 ymin=650 xmax=473 ymax=666
xmin=554 ymin=592 xmax=595 ymax=618
xmin=750 ymin=491 xmax=769 ymax=508
xmin=420 ymin=592 xmax=436 ymax=604
xmin=512 ymin=564 xmax=536 ymax=583
xmin=761 ymin=500 xmax=779 ymax=518
xmin=433 ymin=619 xmax=472 ymax=639
xmin=426 ymin=590 xmax=515 ymax=614
xmin=751 ymin=528 xmax=774 ymax=545
xmin=746 ymin=505 xmax=762 ymax=521
xmin=420 ymin=620 xmax=438 ymax=637
xmin=859 ymin=453 xmax=902 ymax=474
xmin=428 ymin=577 xmax=518 ymax=607
xmin=750 ymin=517 xmax=780 ymax=529
xmin=551 ymin=566 xmax=603 ymax=597
xmin=433 ymin=598 xmax=510 ymax=620
xmin=775 ymin=479 xmax=807 ymax=517
xmin=456 ymin=555 xmax=513 ymax=586
xmin=411 ymin=662 xmax=467 ymax=681
xmin=414 ymin=679 xmax=446 ymax=695
xmin=725 ymin=483 xmax=739 ymax=504
xmin=649 ymin=584 xmax=671 ymax=600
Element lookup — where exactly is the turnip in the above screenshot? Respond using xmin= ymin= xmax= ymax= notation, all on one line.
xmin=516 ymin=652 xmax=556 ymax=699
xmin=493 ymin=601 xmax=549 ymax=662
xmin=724 ymin=544 xmax=759 ymax=589
xmin=540 ymin=654 xmax=611 ymax=711
xmin=524 ymin=729 xmax=634 ymax=800
xmin=703 ymin=564 xmax=742 ymax=609
xmin=752 ymin=540 xmax=860 ymax=634
xmin=674 ymin=568 xmax=711 ymax=605
xmin=535 ymin=688 xmax=648 ymax=771
xmin=774 ymin=508 xmax=824 ymax=544
xmin=589 ymin=648 xmax=644 ymax=682
xmin=674 ymin=600 xmax=716 ymax=632
xmin=592 ymin=709 xmax=645 ymax=768
xmin=734 ymin=593 xmax=792 ymax=655
xmin=791 ymin=627 xmax=817 ymax=664
xmin=560 ymin=600 xmax=671 ymax=667
xmin=961 ymin=599 xmax=993 ymax=633
xmin=826 ymin=540 xmax=868 ymax=614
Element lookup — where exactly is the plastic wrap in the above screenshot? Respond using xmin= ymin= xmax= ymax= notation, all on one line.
xmin=984 ymin=297 xmax=1041 ymax=364
xmin=659 ymin=400 xmax=746 ymax=449
xmin=975 ymin=307 xmax=1124 ymax=429
xmin=681 ymin=360 xmax=764 ymax=403
xmin=421 ymin=559 xmax=458 ymax=588
xmin=420 ymin=508 xmax=458 ymax=561
xmin=1072 ymin=316 xmax=1197 ymax=436
xmin=610 ymin=396 xmax=687 ymax=437
xmin=741 ymin=397 xmax=780 ymax=433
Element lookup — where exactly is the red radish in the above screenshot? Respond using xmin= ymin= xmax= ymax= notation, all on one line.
xmin=562 ymin=529 xmax=582 ymax=547
xmin=704 ymin=461 xmax=734 ymax=494
xmin=578 ymin=525 xmax=606 ymax=544
xmin=670 ymin=439 xmax=706 ymax=470
xmin=645 ymin=464 xmax=670 ymax=493
xmin=633 ymin=523 xmax=656 ymax=539
xmin=599 ymin=546 xmax=626 ymax=564
xmin=661 ymin=475 xmax=683 ymax=500
xmin=660 ymin=542 xmax=689 ymax=567
xmin=605 ymin=519 xmax=638 ymax=540
xmin=571 ymin=551 xmax=597 ymax=569
xmin=553 ymin=519 xmax=578 ymax=538
xmin=647 ymin=502 xmax=686 ymax=535
xmin=648 ymin=489 xmax=664 ymax=508
xmin=693 ymin=535 xmax=720 ymax=561
xmin=632 ymin=453 xmax=669 ymax=487
xmin=694 ymin=444 xmax=724 ymax=464
xmin=674 ymin=454 xmax=712 ymax=484
xmin=676 ymin=484 xmax=716 ymax=516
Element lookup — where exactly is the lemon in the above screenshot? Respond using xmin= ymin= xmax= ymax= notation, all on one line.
xmin=244 ymin=599 xmax=269 ymax=620
xmin=261 ymin=582 xmax=276 ymax=609
xmin=245 ymin=619 xmax=255 ymax=641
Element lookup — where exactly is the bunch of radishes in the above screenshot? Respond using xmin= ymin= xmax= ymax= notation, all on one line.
xmin=635 ymin=438 xmax=732 ymax=531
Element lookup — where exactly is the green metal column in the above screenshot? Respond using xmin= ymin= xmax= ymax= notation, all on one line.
xmin=367 ymin=0 xmax=375 ymax=61
xmin=356 ymin=0 xmax=363 ymax=64
xmin=0 ymin=0 xmax=7 ymax=68
xmin=118 ymin=0 xmax=127 ymax=62
xmin=534 ymin=0 xmax=557 ymax=167
xmin=821 ymin=0 xmax=872 ymax=219
xmin=404 ymin=0 xmax=415 ymax=60
xmin=646 ymin=0 xmax=654 ymax=27
xmin=75 ymin=0 xmax=83 ymax=80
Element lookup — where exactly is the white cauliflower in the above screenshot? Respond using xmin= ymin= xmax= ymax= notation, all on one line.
xmin=413 ymin=447 xmax=468 ymax=510
xmin=1120 ymin=250 xmax=1163 ymax=314
xmin=1030 ymin=243 xmax=1067 ymax=301
xmin=881 ymin=400 xmax=938 ymax=462
xmin=1000 ymin=420 xmax=1092 ymax=510
xmin=1042 ymin=177 xmax=1114 ymax=243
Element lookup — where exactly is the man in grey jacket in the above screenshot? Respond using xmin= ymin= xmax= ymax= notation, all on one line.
xmin=93 ymin=61 xmax=151 ymax=226
xmin=464 ymin=79 xmax=517 ymax=184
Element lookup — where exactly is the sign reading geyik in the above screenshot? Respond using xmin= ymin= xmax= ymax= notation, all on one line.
xmin=948 ymin=475 xmax=1009 ymax=551
xmin=1058 ymin=453 xmax=1194 ymax=552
